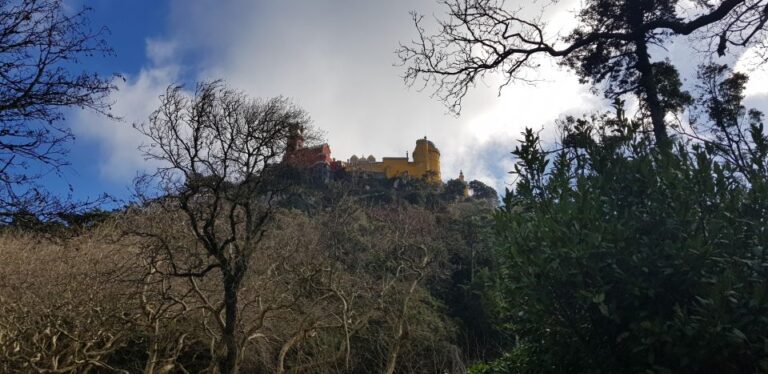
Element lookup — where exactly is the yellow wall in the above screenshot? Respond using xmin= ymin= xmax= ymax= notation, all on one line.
xmin=347 ymin=138 xmax=441 ymax=183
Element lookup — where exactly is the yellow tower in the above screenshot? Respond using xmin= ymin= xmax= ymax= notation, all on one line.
xmin=411 ymin=137 xmax=441 ymax=182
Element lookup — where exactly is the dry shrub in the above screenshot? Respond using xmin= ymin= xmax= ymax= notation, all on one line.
xmin=0 ymin=202 xmax=465 ymax=373
xmin=0 ymin=225 xmax=134 ymax=373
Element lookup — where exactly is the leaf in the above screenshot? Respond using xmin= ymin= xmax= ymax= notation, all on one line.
xmin=598 ymin=303 xmax=610 ymax=317
xmin=731 ymin=328 xmax=748 ymax=342
xmin=592 ymin=292 xmax=605 ymax=304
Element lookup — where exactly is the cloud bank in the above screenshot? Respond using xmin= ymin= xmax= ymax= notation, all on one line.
xmin=73 ymin=0 xmax=768 ymax=196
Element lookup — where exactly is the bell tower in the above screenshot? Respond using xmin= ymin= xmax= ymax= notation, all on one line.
xmin=286 ymin=122 xmax=305 ymax=152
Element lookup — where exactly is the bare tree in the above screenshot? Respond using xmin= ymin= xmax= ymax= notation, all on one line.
xmin=258 ymin=203 xmax=457 ymax=374
xmin=0 ymin=0 xmax=117 ymax=221
xmin=134 ymin=81 xmax=310 ymax=373
xmin=397 ymin=0 xmax=768 ymax=145
xmin=262 ymin=210 xmax=373 ymax=374
xmin=371 ymin=207 xmax=447 ymax=374
xmin=130 ymin=257 xmax=199 ymax=374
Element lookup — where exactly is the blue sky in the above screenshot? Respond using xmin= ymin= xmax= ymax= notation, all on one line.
xmin=51 ymin=0 xmax=171 ymax=201
xmin=45 ymin=0 xmax=768 ymax=205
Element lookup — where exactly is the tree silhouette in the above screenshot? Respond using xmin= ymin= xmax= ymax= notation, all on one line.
xmin=468 ymin=180 xmax=498 ymax=202
xmin=0 ymin=0 xmax=117 ymax=221
xmin=135 ymin=81 xmax=310 ymax=373
xmin=397 ymin=0 xmax=768 ymax=145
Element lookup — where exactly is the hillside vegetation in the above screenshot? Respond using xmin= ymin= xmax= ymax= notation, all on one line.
xmin=0 ymin=178 xmax=501 ymax=373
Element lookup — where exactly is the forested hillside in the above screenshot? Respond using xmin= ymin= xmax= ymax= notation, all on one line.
xmin=0 ymin=166 xmax=503 ymax=373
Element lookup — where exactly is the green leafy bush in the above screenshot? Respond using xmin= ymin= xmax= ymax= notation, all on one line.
xmin=487 ymin=88 xmax=768 ymax=372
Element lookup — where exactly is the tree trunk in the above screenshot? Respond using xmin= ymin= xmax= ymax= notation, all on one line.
xmin=276 ymin=332 xmax=303 ymax=374
xmin=383 ymin=276 xmax=422 ymax=374
xmin=634 ymin=39 xmax=668 ymax=146
xmin=628 ymin=5 xmax=668 ymax=147
xmin=220 ymin=274 xmax=241 ymax=374
xmin=383 ymin=321 xmax=405 ymax=374
xmin=143 ymin=323 xmax=159 ymax=374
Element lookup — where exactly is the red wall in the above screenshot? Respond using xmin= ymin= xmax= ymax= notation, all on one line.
xmin=284 ymin=144 xmax=332 ymax=167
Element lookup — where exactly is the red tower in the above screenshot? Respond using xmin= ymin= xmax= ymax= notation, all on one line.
xmin=283 ymin=123 xmax=334 ymax=168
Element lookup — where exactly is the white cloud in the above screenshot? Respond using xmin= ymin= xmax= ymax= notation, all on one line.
xmin=82 ymin=0 xmax=768 ymax=193
xmin=153 ymin=0 xmax=593 ymax=189
xmin=735 ymin=46 xmax=768 ymax=97
xmin=72 ymin=43 xmax=179 ymax=182
xmin=146 ymin=38 xmax=179 ymax=66
xmin=69 ymin=0 xmax=596 ymax=190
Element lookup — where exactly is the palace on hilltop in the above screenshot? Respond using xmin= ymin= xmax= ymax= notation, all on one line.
xmin=282 ymin=124 xmax=443 ymax=183
xmin=344 ymin=137 xmax=441 ymax=183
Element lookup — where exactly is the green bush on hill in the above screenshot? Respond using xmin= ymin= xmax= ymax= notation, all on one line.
xmin=478 ymin=69 xmax=768 ymax=371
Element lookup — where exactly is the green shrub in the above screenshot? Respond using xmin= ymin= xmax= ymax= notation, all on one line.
xmin=489 ymin=98 xmax=768 ymax=372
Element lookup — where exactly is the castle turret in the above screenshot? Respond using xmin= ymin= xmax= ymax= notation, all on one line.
xmin=412 ymin=136 xmax=441 ymax=182
xmin=286 ymin=122 xmax=305 ymax=153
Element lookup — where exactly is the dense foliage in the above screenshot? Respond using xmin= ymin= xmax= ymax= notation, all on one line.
xmin=476 ymin=69 xmax=768 ymax=372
